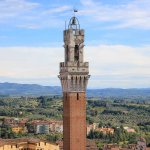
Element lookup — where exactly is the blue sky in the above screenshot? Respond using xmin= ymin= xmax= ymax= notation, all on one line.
xmin=0 ymin=0 xmax=150 ymax=88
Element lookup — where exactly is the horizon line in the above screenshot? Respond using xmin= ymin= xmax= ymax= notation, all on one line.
xmin=0 ymin=82 xmax=150 ymax=90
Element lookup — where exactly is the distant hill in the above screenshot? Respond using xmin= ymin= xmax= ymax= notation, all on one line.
xmin=0 ymin=82 xmax=150 ymax=97
xmin=87 ymin=88 xmax=150 ymax=98
xmin=0 ymin=82 xmax=61 ymax=96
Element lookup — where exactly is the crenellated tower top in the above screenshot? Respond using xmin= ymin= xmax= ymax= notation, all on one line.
xmin=58 ymin=16 xmax=90 ymax=92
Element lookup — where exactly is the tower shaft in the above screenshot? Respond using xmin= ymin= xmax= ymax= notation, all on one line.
xmin=63 ymin=92 xmax=86 ymax=150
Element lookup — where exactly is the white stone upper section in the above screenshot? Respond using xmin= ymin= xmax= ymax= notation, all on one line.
xmin=59 ymin=17 xmax=90 ymax=92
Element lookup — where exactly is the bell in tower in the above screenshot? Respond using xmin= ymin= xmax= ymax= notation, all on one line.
xmin=71 ymin=17 xmax=76 ymax=25
xmin=68 ymin=16 xmax=80 ymax=30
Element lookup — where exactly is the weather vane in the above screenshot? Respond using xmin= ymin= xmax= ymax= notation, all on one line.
xmin=73 ymin=8 xmax=78 ymax=16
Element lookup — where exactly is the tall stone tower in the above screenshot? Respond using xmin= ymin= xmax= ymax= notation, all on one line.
xmin=58 ymin=16 xmax=90 ymax=150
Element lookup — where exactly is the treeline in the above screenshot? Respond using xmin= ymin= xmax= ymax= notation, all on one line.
xmin=87 ymin=126 xmax=138 ymax=144
xmin=0 ymin=96 xmax=63 ymax=119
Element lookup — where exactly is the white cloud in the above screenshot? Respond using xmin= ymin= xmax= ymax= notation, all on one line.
xmin=85 ymin=45 xmax=150 ymax=75
xmin=0 ymin=0 xmax=149 ymax=29
xmin=0 ymin=47 xmax=63 ymax=77
xmin=41 ymin=5 xmax=71 ymax=15
xmin=80 ymin=0 xmax=150 ymax=29
xmin=0 ymin=0 xmax=72 ymax=28
xmin=0 ymin=44 xmax=149 ymax=88
xmin=0 ymin=0 xmax=39 ymax=21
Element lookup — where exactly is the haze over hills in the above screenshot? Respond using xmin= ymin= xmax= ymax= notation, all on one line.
xmin=0 ymin=82 xmax=150 ymax=98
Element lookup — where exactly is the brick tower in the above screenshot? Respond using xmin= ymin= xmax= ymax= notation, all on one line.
xmin=58 ymin=16 xmax=90 ymax=150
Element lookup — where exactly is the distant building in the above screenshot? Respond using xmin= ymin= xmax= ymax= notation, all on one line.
xmin=56 ymin=140 xmax=98 ymax=150
xmin=56 ymin=140 xmax=63 ymax=150
xmin=3 ymin=117 xmax=28 ymax=129
xmin=49 ymin=121 xmax=63 ymax=133
xmin=103 ymin=144 xmax=120 ymax=150
xmin=136 ymin=140 xmax=147 ymax=150
xmin=3 ymin=118 xmax=18 ymax=126
xmin=28 ymin=119 xmax=63 ymax=134
xmin=87 ymin=124 xmax=114 ymax=135
xmin=3 ymin=118 xmax=28 ymax=127
xmin=18 ymin=118 xmax=28 ymax=126
xmin=11 ymin=125 xmax=27 ymax=134
xmin=28 ymin=120 xmax=50 ymax=134
xmin=3 ymin=117 xmax=27 ymax=134
xmin=123 ymin=127 xmax=135 ymax=133
xmin=128 ymin=144 xmax=137 ymax=150
xmin=103 ymin=140 xmax=148 ymax=150
xmin=86 ymin=139 xmax=99 ymax=150
xmin=96 ymin=127 xmax=114 ymax=134
xmin=35 ymin=123 xmax=50 ymax=134
xmin=87 ymin=123 xmax=97 ymax=135
xmin=0 ymin=138 xmax=59 ymax=150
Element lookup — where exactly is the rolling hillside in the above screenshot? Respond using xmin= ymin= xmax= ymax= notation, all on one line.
xmin=0 ymin=82 xmax=150 ymax=97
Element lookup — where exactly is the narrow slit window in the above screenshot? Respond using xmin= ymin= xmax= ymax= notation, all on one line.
xmin=77 ymin=93 xmax=79 ymax=100
xmin=74 ymin=45 xmax=79 ymax=61
xmin=66 ymin=45 xmax=69 ymax=61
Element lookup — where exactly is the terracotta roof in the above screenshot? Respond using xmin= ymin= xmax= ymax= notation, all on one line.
xmin=96 ymin=128 xmax=114 ymax=132
xmin=56 ymin=139 xmax=98 ymax=150
xmin=86 ymin=139 xmax=98 ymax=150
xmin=29 ymin=120 xmax=63 ymax=125
xmin=0 ymin=138 xmax=57 ymax=146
